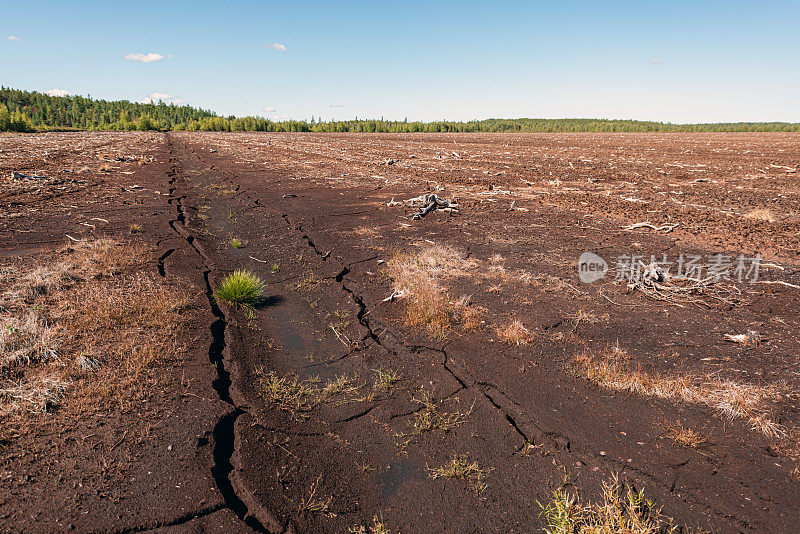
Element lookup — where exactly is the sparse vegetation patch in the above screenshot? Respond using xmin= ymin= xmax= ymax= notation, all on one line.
xmin=350 ymin=514 xmax=391 ymax=534
xmin=0 ymin=239 xmax=189 ymax=420
xmin=368 ymin=367 xmax=401 ymax=402
xmin=745 ymin=208 xmax=778 ymax=223
xmin=540 ymin=474 xmax=677 ymax=534
xmin=495 ymin=319 xmax=533 ymax=345
xmin=428 ymin=453 xmax=491 ymax=494
xmin=396 ymin=392 xmax=471 ymax=448
xmin=256 ymin=369 xmax=363 ymax=420
xmin=665 ymin=422 xmax=708 ymax=448
xmin=230 ymin=237 xmax=248 ymax=249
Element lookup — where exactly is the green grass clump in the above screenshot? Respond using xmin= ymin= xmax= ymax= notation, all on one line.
xmin=214 ymin=270 xmax=265 ymax=306
xmin=230 ymin=237 xmax=248 ymax=249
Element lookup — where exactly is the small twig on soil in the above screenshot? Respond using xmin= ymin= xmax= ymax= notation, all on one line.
xmin=330 ymin=324 xmax=351 ymax=347
xmin=382 ymin=289 xmax=406 ymax=302
xmin=110 ymin=430 xmax=128 ymax=451
xmin=753 ymin=280 xmax=800 ymax=290
xmin=249 ymin=255 xmax=267 ymax=263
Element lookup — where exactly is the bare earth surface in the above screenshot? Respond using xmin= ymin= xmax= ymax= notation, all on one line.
xmin=2 ymin=131 xmax=800 ymax=533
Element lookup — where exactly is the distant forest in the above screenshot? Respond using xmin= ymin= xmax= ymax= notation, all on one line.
xmin=2 ymin=87 xmax=799 ymax=133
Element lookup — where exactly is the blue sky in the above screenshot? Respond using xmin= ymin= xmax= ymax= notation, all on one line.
xmin=2 ymin=1 xmax=798 ymax=123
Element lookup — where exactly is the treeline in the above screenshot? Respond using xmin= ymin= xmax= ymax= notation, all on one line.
xmin=301 ymin=118 xmax=800 ymax=133
xmin=0 ymin=87 xmax=219 ymax=131
xmin=2 ymin=87 xmax=799 ymax=133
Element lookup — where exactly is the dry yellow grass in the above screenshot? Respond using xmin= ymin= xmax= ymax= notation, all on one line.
xmin=256 ymin=370 xmax=363 ymax=420
xmin=744 ymin=208 xmax=778 ymax=223
xmin=570 ymin=310 xmax=603 ymax=326
xmin=495 ymin=319 xmax=533 ymax=345
xmin=0 ymin=238 xmax=190 ymax=419
xmin=296 ymin=474 xmax=333 ymax=515
xmin=386 ymin=246 xmax=481 ymax=340
xmin=540 ymin=474 xmax=678 ymax=534
xmin=575 ymin=347 xmax=786 ymax=439
xmin=664 ymin=422 xmax=708 ymax=448
xmin=349 ymin=514 xmax=391 ymax=534
xmin=428 ymin=453 xmax=491 ymax=494
xmin=367 ymin=367 xmax=401 ymax=402
xmin=395 ymin=392 xmax=471 ymax=448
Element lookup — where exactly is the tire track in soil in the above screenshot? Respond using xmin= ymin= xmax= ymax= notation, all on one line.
xmin=160 ymin=134 xmax=273 ymax=533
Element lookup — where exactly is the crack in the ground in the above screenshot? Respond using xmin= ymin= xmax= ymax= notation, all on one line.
xmin=163 ymin=135 xmax=270 ymax=533
xmin=277 ymin=207 xmax=753 ymax=531
xmin=156 ymin=248 xmax=174 ymax=278
xmin=333 ymin=405 xmax=377 ymax=424
xmin=114 ymin=504 xmax=226 ymax=533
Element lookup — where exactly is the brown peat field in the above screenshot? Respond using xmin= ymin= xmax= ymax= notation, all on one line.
xmin=2 ymin=131 xmax=800 ymax=533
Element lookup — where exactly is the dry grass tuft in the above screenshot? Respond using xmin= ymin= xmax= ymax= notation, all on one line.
xmin=540 ymin=474 xmax=678 ymax=534
xmin=495 ymin=319 xmax=533 ymax=345
xmin=396 ymin=392 xmax=471 ymax=447
xmin=1 ymin=311 xmax=60 ymax=369
xmin=387 ymin=246 xmax=481 ymax=340
xmin=744 ymin=208 xmax=778 ymax=223
xmin=368 ymin=367 xmax=401 ymax=402
xmin=452 ymin=294 xmax=483 ymax=332
xmin=296 ymin=474 xmax=333 ymax=515
xmin=569 ymin=310 xmax=604 ymax=327
xmin=665 ymin=422 xmax=708 ymax=448
xmin=349 ymin=514 xmax=391 ymax=534
xmin=256 ymin=370 xmax=363 ymax=420
xmin=575 ymin=346 xmax=786 ymax=439
xmin=2 ymin=262 xmax=74 ymax=304
xmin=428 ymin=453 xmax=491 ymax=494
xmin=294 ymin=271 xmax=322 ymax=291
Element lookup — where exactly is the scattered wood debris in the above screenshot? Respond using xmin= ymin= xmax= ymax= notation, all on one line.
xmin=410 ymin=193 xmax=460 ymax=220
xmin=622 ymin=222 xmax=679 ymax=233
xmin=724 ymin=331 xmax=762 ymax=345
xmin=626 ymin=261 xmax=740 ymax=307
xmin=753 ymin=280 xmax=800 ymax=290
xmin=386 ymin=193 xmax=460 ymax=219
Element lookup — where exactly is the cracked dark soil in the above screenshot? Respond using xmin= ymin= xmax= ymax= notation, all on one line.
xmin=2 ymin=131 xmax=800 ymax=533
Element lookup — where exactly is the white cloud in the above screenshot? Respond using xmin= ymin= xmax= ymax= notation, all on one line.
xmin=124 ymin=52 xmax=166 ymax=63
xmin=45 ymin=88 xmax=72 ymax=97
xmin=263 ymin=106 xmax=277 ymax=112
xmin=6 ymin=35 xmax=21 ymax=41
xmin=265 ymin=42 xmax=287 ymax=52
xmin=647 ymin=58 xmax=664 ymax=65
xmin=140 ymin=92 xmax=185 ymax=105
